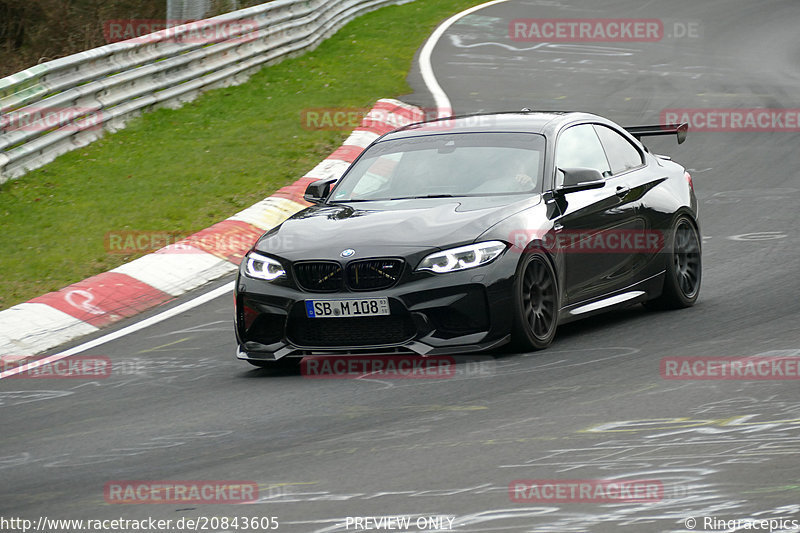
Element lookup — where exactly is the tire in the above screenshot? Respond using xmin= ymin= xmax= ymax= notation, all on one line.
xmin=645 ymin=216 xmax=701 ymax=309
xmin=512 ymin=251 xmax=560 ymax=351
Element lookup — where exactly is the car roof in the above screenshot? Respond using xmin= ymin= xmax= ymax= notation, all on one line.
xmin=384 ymin=110 xmax=607 ymax=139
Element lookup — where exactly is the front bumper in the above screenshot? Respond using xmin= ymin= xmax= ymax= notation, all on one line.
xmin=234 ymin=254 xmax=517 ymax=361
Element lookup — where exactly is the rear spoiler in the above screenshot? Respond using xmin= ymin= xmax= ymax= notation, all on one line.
xmin=624 ymin=123 xmax=688 ymax=144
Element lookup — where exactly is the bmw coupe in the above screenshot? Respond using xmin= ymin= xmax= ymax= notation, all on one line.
xmin=234 ymin=111 xmax=700 ymax=367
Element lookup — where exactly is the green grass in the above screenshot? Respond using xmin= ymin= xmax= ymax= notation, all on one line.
xmin=0 ymin=0 xmax=482 ymax=310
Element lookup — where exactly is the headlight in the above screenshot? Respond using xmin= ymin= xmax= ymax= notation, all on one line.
xmin=416 ymin=241 xmax=507 ymax=273
xmin=244 ymin=252 xmax=286 ymax=281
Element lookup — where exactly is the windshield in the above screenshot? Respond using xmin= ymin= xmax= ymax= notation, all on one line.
xmin=329 ymin=132 xmax=546 ymax=202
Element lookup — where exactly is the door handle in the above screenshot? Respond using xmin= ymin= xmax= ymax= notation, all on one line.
xmin=615 ymin=186 xmax=630 ymax=198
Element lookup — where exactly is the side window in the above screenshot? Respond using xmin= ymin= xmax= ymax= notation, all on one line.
xmin=594 ymin=125 xmax=644 ymax=174
xmin=555 ymin=125 xmax=611 ymax=186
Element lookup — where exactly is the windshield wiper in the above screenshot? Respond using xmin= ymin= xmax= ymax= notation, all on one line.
xmin=328 ymin=198 xmax=377 ymax=203
xmin=331 ymin=194 xmax=459 ymax=202
xmin=389 ymin=194 xmax=457 ymax=200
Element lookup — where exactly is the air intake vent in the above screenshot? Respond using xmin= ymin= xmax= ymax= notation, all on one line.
xmin=287 ymin=315 xmax=416 ymax=347
xmin=294 ymin=261 xmax=343 ymax=292
xmin=346 ymin=259 xmax=404 ymax=291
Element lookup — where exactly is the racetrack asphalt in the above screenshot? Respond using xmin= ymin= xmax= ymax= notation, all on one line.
xmin=2 ymin=1 xmax=799 ymax=531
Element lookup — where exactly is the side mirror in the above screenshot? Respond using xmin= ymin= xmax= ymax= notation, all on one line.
xmin=555 ymin=167 xmax=606 ymax=195
xmin=676 ymin=122 xmax=688 ymax=144
xmin=303 ymin=178 xmax=337 ymax=204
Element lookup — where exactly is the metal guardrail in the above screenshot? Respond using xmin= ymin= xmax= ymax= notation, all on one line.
xmin=0 ymin=0 xmax=412 ymax=184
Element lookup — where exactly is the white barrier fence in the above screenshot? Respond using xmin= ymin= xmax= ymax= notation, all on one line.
xmin=0 ymin=0 xmax=412 ymax=184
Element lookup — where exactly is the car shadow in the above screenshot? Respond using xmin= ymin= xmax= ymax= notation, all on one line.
xmin=236 ymin=303 xmax=701 ymax=376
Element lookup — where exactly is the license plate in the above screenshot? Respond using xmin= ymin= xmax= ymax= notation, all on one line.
xmin=305 ymin=298 xmax=390 ymax=318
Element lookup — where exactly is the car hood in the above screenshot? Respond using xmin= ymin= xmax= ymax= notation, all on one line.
xmin=255 ymin=195 xmax=541 ymax=260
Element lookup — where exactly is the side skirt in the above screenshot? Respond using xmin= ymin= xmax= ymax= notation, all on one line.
xmin=558 ymin=270 xmax=665 ymax=324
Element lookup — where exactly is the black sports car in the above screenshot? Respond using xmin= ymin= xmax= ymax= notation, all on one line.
xmin=235 ymin=111 xmax=700 ymax=367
